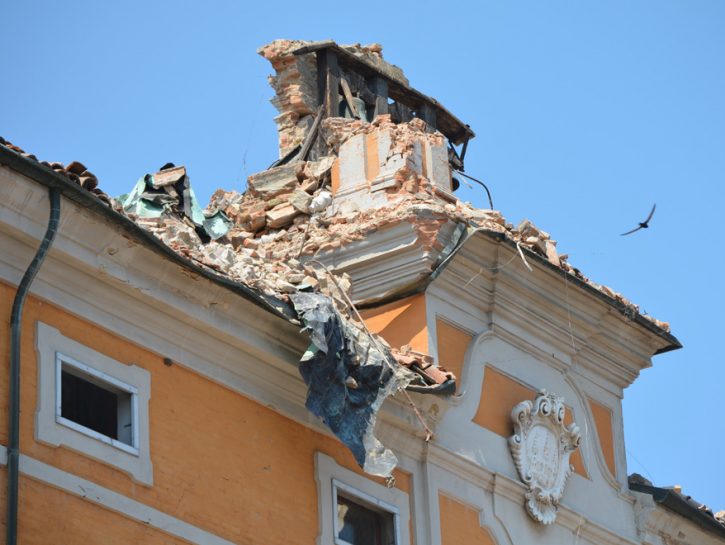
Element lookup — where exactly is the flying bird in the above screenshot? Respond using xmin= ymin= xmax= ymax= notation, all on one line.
xmin=621 ymin=203 xmax=656 ymax=236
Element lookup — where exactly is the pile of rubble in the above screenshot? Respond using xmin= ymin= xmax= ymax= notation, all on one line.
xmin=0 ymin=129 xmax=670 ymax=334
xmin=0 ymin=37 xmax=675 ymax=478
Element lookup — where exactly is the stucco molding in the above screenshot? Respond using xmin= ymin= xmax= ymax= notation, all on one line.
xmin=433 ymin=233 xmax=665 ymax=389
xmin=508 ymin=391 xmax=581 ymax=525
xmin=312 ymin=218 xmax=459 ymax=305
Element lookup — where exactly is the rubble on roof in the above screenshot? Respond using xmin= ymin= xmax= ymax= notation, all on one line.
xmin=0 ymin=38 xmax=676 ymax=477
xmin=0 ymin=128 xmax=673 ymax=345
xmin=116 ymin=164 xmax=232 ymax=241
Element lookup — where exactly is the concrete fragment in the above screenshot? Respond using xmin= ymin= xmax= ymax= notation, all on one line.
xmin=200 ymin=243 xmax=236 ymax=273
xmin=152 ymin=166 xmax=186 ymax=188
xmin=286 ymin=272 xmax=306 ymax=284
xmin=247 ymin=163 xmax=302 ymax=199
xmin=299 ymin=177 xmax=318 ymax=194
xmin=297 ymin=275 xmax=319 ymax=290
xmin=544 ymin=240 xmax=558 ymax=265
xmin=289 ymin=188 xmax=312 ymax=213
xmin=266 ymin=204 xmax=300 ymax=229
xmin=244 ymin=203 xmax=267 ymax=232
xmin=304 ymin=156 xmax=335 ymax=180
xmin=229 ymin=230 xmax=254 ymax=249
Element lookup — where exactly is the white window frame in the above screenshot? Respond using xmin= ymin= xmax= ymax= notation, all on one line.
xmin=333 ymin=479 xmax=400 ymax=545
xmin=35 ymin=322 xmax=153 ymax=485
xmin=315 ymin=452 xmax=410 ymax=545
xmin=55 ymin=352 xmax=139 ymax=455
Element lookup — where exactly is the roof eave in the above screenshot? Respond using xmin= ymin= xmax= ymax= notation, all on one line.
xmin=451 ymin=229 xmax=681 ymax=353
xmin=0 ymin=145 xmax=297 ymax=324
xmin=630 ymin=482 xmax=725 ymax=539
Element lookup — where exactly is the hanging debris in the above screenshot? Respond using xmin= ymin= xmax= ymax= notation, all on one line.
xmin=0 ymin=37 xmax=677 ymax=479
xmin=290 ymin=292 xmax=413 ymax=477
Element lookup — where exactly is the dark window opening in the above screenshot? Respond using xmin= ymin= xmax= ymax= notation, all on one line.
xmin=60 ymin=362 xmax=134 ymax=447
xmin=336 ymin=493 xmax=396 ymax=545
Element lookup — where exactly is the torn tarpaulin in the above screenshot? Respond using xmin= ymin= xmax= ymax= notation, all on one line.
xmin=290 ymin=292 xmax=412 ymax=477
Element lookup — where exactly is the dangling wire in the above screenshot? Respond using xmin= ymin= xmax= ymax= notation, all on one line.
xmin=454 ymin=170 xmax=494 ymax=209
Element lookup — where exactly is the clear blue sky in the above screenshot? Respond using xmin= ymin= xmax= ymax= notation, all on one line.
xmin=3 ymin=1 xmax=723 ymax=510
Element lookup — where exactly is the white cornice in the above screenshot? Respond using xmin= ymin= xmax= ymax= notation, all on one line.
xmin=310 ymin=216 xmax=461 ymax=304
xmin=435 ymin=234 xmax=668 ymax=389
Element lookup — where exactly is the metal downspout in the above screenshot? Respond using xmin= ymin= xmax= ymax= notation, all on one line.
xmin=6 ymin=188 xmax=61 ymax=545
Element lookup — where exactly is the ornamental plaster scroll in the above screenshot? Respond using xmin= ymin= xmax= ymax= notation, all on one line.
xmin=508 ymin=390 xmax=581 ymax=525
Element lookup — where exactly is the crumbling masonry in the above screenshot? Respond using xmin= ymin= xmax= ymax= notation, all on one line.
xmin=0 ymin=39 xmax=673 ymax=478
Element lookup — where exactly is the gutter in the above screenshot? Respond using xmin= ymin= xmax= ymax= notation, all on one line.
xmin=6 ymin=187 xmax=60 ymax=545
xmin=0 ymin=146 xmax=297 ymax=324
xmin=629 ymin=482 xmax=725 ymax=539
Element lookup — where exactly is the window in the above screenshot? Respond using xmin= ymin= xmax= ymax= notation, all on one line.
xmin=56 ymin=354 xmax=138 ymax=454
xmin=335 ymin=481 xmax=397 ymax=545
xmin=35 ymin=322 xmax=152 ymax=485
xmin=315 ymin=453 xmax=410 ymax=545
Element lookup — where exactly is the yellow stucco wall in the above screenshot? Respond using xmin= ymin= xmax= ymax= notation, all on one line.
xmin=0 ymin=280 xmax=413 ymax=544
xmin=588 ymin=398 xmax=617 ymax=478
xmin=439 ymin=493 xmax=496 ymax=545
xmin=435 ymin=318 xmax=472 ymax=392
xmin=360 ymin=294 xmax=428 ymax=354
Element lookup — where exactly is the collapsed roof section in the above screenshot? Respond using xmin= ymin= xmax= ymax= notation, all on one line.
xmin=0 ymin=38 xmax=681 ymax=477
xmin=258 ymin=39 xmax=474 ymax=167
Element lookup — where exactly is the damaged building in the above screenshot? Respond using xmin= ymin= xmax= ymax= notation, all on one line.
xmin=0 ymin=39 xmax=722 ymax=545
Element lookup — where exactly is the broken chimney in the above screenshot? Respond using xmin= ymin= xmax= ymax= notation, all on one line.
xmin=258 ymin=39 xmax=475 ymax=214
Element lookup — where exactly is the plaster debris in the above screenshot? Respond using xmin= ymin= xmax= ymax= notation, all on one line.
xmin=290 ymin=292 xmax=412 ymax=477
xmin=0 ymin=38 xmax=676 ymax=477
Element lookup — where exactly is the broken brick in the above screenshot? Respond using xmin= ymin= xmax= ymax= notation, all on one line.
xmin=247 ymin=163 xmax=302 ymax=199
xmin=266 ymin=204 xmax=300 ymax=229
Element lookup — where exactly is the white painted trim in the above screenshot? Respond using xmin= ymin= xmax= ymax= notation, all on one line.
xmin=0 ymin=444 xmax=233 ymax=545
xmin=315 ymin=452 xmax=411 ymax=545
xmin=35 ymin=322 xmax=152 ymax=485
